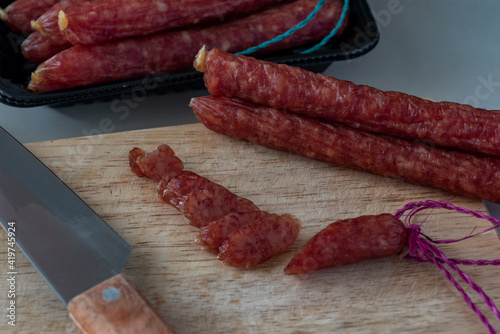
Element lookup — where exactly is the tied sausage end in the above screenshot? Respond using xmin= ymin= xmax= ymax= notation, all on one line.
xmin=58 ymin=10 xmax=68 ymax=31
xmin=31 ymin=20 xmax=45 ymax=36
xmin=29 ymin=71 xmax=43 ymax=91
xmin=193 ymin=46 xmax=208 ymax=73
xmin=0 ymin=8 xmax=7 ymax=22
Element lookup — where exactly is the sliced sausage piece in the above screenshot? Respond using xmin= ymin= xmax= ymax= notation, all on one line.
xmin=284 ymin=214 xmax=408 ymax=275
xmin=196 ymin=47 xmax=500 ymax=158
xmin=196 ymin=211 xmax=273 ymax=253
xmin=159 ymin=171 xmax=260 ymax=228
xmin=129 ymin=145 xmax=184 ymax=182
xmin=129 ymin=147 xmax=147 ymax=178
xmin=190 ymin=95 xmax=500 ymax=204
xmin=219 ymin=213 xmax=301 ymax=269
xmin=130 ymin=144 xmax=301 ymax=269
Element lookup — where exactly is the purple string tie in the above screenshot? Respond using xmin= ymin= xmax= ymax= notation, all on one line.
xmin=395 ymin=199 xmax=500 ymax=334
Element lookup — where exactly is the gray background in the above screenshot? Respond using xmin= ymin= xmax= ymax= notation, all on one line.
xmin=1 ymin=0 xmax=499 ymax=143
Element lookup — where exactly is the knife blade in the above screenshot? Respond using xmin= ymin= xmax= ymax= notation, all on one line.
xmin=0 ymin=127 xmax=176 ymax=333
xmin=483 ymin=200 xmax=500 ymax=239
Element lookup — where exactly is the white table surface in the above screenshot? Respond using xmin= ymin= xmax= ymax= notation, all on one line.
xmin=1 ymin=0 xmax=499 ymax=143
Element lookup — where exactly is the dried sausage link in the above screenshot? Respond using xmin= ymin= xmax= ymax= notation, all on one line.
xmin=58 ymin=0 xmax=289 ymax=45
xmin=0 ymin=0 xmax=58 ymax=33
xmin=21 ymin=31 xmax=70 ymax=64
xmin=190 ymin=95 xmax=500 ymax=204
xmin=198 ymin=47 xmax=500 ymax=158
xmin=31 ymin=0 xmax=86 ymax=45
xmin=28 ymin=0 xmax=347 ymax=92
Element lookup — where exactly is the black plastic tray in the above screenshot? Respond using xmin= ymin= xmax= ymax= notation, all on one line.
xmin=0 ymin=0 xmax=379 ymax=108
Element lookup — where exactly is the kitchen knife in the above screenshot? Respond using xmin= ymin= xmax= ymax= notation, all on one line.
xmin=483 ymin=200 xmax=500 ymax=239
xmin=0 ymin=127 xmax=176 ymax=333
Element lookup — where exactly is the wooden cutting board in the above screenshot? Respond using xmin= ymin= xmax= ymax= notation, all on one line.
xmin=1 ymin=123 xmax=500 ymax=333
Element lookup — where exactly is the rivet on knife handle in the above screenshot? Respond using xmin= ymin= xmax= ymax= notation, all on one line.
xmin=68 ymin=273 xmax=176 ymax=334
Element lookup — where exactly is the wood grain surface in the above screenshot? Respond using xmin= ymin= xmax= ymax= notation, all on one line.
xmin=1 ymin=123 xmax=499 ymax=333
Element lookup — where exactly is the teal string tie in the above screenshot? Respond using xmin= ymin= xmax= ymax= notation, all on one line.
xmin=301 ymin=0 xmax=349 ymax=54
xmin=236 ymin=0 xmax=350 ymax=56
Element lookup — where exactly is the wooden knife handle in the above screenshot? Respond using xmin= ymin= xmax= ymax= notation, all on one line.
xmin=67 ymin=273 xmax=176 ymax=334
